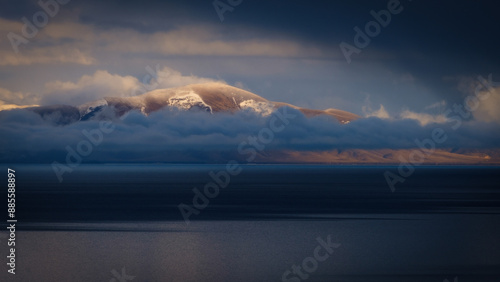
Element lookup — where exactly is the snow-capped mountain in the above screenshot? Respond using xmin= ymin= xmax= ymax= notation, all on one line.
xmin=26 ymin=82 xmax=360 ymax=124
xmin=4 ymin=82 xmax=500 ymax=165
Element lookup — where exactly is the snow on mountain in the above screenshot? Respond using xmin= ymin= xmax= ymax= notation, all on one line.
xmin=22 ymin=82 xmax=361 ymax=124
xmin=239 ymin=100 xmax=275 ymax=116
xmin=168 ymin=91 xmax=213 ymax=113
xmin=10 ymin=82 xmax=500 ymax=165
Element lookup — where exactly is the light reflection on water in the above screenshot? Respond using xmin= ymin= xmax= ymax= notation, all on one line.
xmin=0 ymin=164 xmax=499 ymax=281
xmin=3 ymin=215 xmax=500 ymax=281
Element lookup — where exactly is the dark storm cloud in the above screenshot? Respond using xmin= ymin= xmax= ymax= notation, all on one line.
xmin=11 ymin=0 xmax=497 ymax=59
xmin=2 ymin=0 xmax=500 ymax=115
xmin=0 ymin=0 xmax=41 ymax=20
xmin=1 ymin=107 xmax=499 ymax=163
xmin=4 ymin=0 xmax=500 ymax=65
xmin=56 ymin=0 xmax=500 ymax=63
xmin=27 ymin=0 xmax=500 ymax=106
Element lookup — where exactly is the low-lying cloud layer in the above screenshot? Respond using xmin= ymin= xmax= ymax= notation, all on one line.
xmin=1 ymin=106 xmax=499 ymax=164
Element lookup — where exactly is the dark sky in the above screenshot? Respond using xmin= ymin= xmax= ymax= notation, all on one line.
xmin=1 ymin=0 xmax=500 ymax=118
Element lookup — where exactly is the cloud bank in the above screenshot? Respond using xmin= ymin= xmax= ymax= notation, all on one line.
xmin=1 ymin=106 xmax=500 ymax=164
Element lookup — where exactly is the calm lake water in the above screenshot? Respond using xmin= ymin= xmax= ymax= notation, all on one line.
xmin=1 ymin=164 xmax=499 ymax=281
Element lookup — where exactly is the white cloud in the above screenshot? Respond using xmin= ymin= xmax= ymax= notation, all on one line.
xmin=152 ymin=66 xmax=222 ymax=89
xmin=400 ymin=110 xmax=448 ymax=126
xmin=473 ymin=86 xmax=500 ymax=123
xmin=363 ymin=104 xmax=390 ymax=119
xmin=362 ymin=99 xmax=449 ymax=126
xmin=130 ymin=65 xmax=223 ymax=96
xmin=0 ymin=87 xmax=39 ymax=106
xmin=0 ymin=86 xmax=39 ymax=111
xmin=42 ymin=70 xmax=140 ymax=106
xmin=41 ymin=66 xmax=222 ymax=106
xmin=0 ymin=101 xmax=38 ymax=111
xmin=0 ymin=64 xmax=222 ymax=107
xmin=424 ymin=100 xmax=447 ymax=110
xmin=362 ymin=95 xmax=451 ymax=125
xmin=444 ymin=75 xmax=500 ymax=124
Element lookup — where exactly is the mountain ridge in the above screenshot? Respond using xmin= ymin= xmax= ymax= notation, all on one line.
xmin=24 ymin=82 xmax=360 ymax=124
xmin=3 ymin=83 xmax=500 ymax=165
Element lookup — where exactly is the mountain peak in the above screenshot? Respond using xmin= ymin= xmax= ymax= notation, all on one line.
xmin=24 ymin=83 xmax=360 ymax=125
